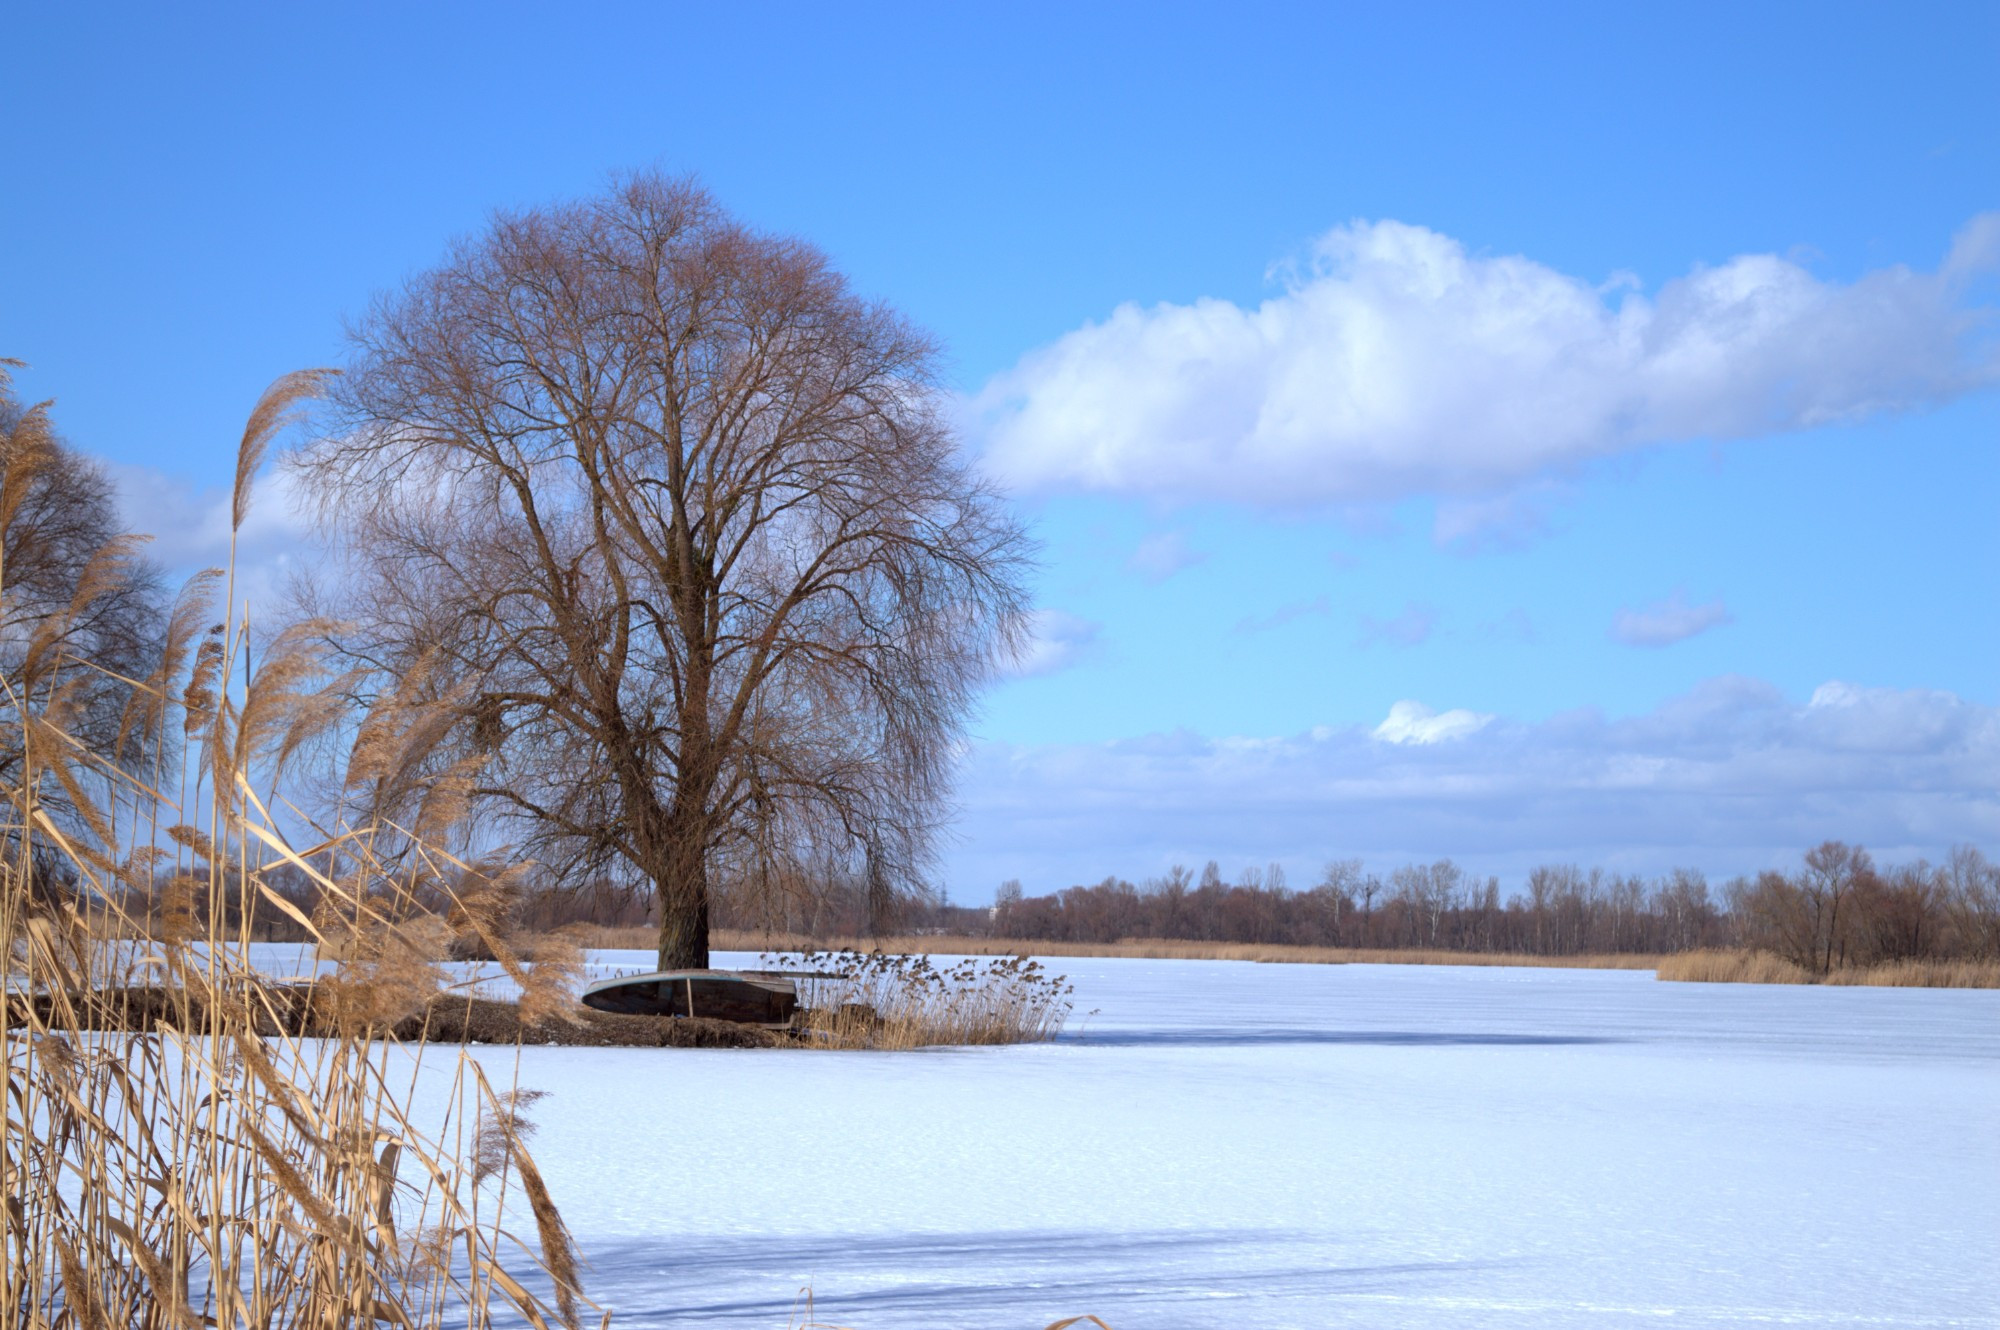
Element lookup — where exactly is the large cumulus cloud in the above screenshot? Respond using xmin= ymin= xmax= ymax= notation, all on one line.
xmin=975 ymin=215 xmax=2000 ymax=508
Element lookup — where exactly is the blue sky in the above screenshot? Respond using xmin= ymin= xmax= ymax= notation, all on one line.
xmin=5 ymin=3 xmax=1996 ymax=895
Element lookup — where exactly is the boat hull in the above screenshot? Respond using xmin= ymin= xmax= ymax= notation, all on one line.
xmin=579 ymin=969 xmax=798 ymax=1026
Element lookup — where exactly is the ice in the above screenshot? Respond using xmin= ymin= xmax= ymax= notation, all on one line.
xmin=413 ymin=953 xmax=1998 ymax=1327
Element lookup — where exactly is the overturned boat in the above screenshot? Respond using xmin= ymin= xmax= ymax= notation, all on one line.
xmin=579 ymin=969 xmax=799 ymax=1027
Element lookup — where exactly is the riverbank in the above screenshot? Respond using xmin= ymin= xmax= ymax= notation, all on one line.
xmin=570 ymin=928 xmax=1665 ymax=969
xmin=1656 ymin=949 xmax=2000 ymax=988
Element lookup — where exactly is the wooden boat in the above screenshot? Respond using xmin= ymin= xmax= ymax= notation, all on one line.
xmin=579 ymin=969 xmax=798 ymax=1026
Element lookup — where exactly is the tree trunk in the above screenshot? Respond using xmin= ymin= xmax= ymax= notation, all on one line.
xmin=653 ymin=802 xmax=712 ymax=971
xmin=656 ymin=879 xmax=709 ymax=971
xmin=866 ymin=839 xmax=894 ymax=939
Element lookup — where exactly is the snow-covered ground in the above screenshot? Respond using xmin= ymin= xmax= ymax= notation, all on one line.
xmin=418 ymin=951 xmax=1998 ymax=1328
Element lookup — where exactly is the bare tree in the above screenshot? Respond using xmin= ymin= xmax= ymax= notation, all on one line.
xmin=0 ymin=362 xmax=167 ymax=828
xmin=292 ymin=175 xmax=1032 ymax=969
xmin=1659 ymin=868 xmax=1712 ymax=953
xmin=1942 ymin=845 xmax=2000 ymax=959
xmin=1800 ymin=840 xmax=1872 ymax=972
xmin=1391 ymin=859 xmax=1462 ymax=948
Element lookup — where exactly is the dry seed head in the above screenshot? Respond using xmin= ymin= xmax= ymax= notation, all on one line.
xmin=164 ymin=824 xmax=216 ymax=862
xmin=233 ymin=368 xmax=334 ymax=532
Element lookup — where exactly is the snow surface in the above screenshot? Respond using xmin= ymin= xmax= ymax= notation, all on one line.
xmin=415 ymin=952 xmax=1998 ymax=1328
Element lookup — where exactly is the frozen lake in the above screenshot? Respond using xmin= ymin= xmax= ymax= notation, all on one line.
xmin=447 ymin=951 xmax=1998 ymax=1328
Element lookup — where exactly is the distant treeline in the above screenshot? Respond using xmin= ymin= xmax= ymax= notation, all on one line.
xmin=194 ymin=841 xmax=2000 ymax=976
xmin=980 ymin=844 xmax=2000 ymax=972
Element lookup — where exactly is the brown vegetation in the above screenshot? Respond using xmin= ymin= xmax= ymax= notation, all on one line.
xmin=1658 ymin=949 xmax=2000 ymax=988
xmin=698 ymin=928 xmax=1659 ymax=969
xmin=786 ymin=950 xmax=1075 ymax=1048
xmin=3 ymin=367 xmax=587 ymax=1328
xmin=985 ymin=859 xmax=1725 ymax=955
xmin=1724 ymin=842 xmax=1999 ymax=974
xmin=572 ymin=923 xmax=1663 ymax=968
xmin=909 ymin=845 xmax=1997 ymax=978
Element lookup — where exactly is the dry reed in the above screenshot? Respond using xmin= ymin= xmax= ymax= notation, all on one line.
xmin=1824 ymin=958 xmax=2000 ymax=988
xmin=1657 ymin=948 xmax=2000 ymax=988
xmin=567 ymin=926 xmax=1664 ymax=971
xmin=2 ymin=369 xmax=587 ymax=1329
xmin=1655 ymin=949 xmax=1811 ymax=984
xmin=780 ymin=950 xmax=1075 ymax=1049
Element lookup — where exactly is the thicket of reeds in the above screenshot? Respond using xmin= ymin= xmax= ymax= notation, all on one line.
xmin=780 ymin=950 xmax=1075 ymax=1049
xmin=1657 ymin=949 xmax=2000 ymax=988
xmin=2 ymin=368 xmax=588 ymax=1329
xmin=567 ymin=926 xmax=1664 ymax=970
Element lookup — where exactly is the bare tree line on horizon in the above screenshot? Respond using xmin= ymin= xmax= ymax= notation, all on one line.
xmin=195 ymin=838 xmax=1998 ymax=983
xmin=973 ymin=843 xmax=2000 ymax=968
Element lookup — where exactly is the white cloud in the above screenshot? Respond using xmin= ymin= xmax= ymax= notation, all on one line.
xmin=1125 ymin=528 xmax=1206 ymax=583
xmin=109 ymin=461 xmax=321 ymax=620
xmin=1373 ymin=700 xmax=1492 ymax=745
xmin=1007 ymin=609 xmax=1103 ymax=678
xmin=943 ymin=677 xmax=2000 ymax=895
xmin=975 ymin=215 xmax=2000 ymax=507
xmin=1611 ymin=589 xmax=1732 ymax=647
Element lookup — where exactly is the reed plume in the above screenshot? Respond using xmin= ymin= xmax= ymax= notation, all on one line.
xmin=2 ymin=370 xmax=588 ymax=1330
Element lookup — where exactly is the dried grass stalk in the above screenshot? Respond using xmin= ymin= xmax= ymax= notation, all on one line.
xmin=1658 ymin=948 xmax=2000 ymax=988
xmin=3 ymin=371 xmax=588 ymax=1330
xmin=786 ymin=950 xmax=1075 ymax=1049
xmin=571 ymin=926 xmax=1667 ymax=971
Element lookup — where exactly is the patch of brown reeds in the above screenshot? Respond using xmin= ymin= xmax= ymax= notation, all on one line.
xmin=783 ymin=950 xmax=1075 ymax=1049
xmin=1655 ymin=949 xmax=1811 ymax=984
xmin=596 ymin=928 xmax=1660 ymax=970
xmin=2 ymin=368 xmax=589 ymax=1329
xmin=1657 ymin=948 xmax=2000 ymax=988
xmin=1825 ymin=958 xmax=2000 ymax=988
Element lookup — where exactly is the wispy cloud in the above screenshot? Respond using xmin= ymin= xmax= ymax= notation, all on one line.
xmin=975 ymin=214 xmax=2000 ymax=508
xmin=944 ymin=677 xmax=2000 ymax=894
xmin=1359 ymin=603 xmax=1437 ymax=648
xmin=1611 ymin=589 xmax=1732 ymax=647
xmin=1007 ymin=609 xmax=1104 ymax=678
xmin=1125 ymin=528 xmax=1206 ymax=583
xmin=1373 ymin=700 xmax=1492 ymax=745
xmin=1233 ymin=595 xmax=1330 ymax=635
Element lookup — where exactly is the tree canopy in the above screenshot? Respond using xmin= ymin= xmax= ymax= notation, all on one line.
xmin=294 ymin=174 xmax=1033 ymax=968
xmin=0 ymin=361 xmax=167 ymax=847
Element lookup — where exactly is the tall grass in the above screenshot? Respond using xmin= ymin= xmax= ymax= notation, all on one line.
xmin=2 ymin=371 xmax=587 ymax=1329
xmin=1656 ymin=948 xmax=2000 ymax=988
xmin=1655 ymin=949 xmax=1811 ymax=984
xmin=1824 ymin=958 xmax=2000 ymax=988
xmin=571 ymin=927 xmax=1663 ymax=970
xmin=782 ymin=951 xmax=1075 ymax=1049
